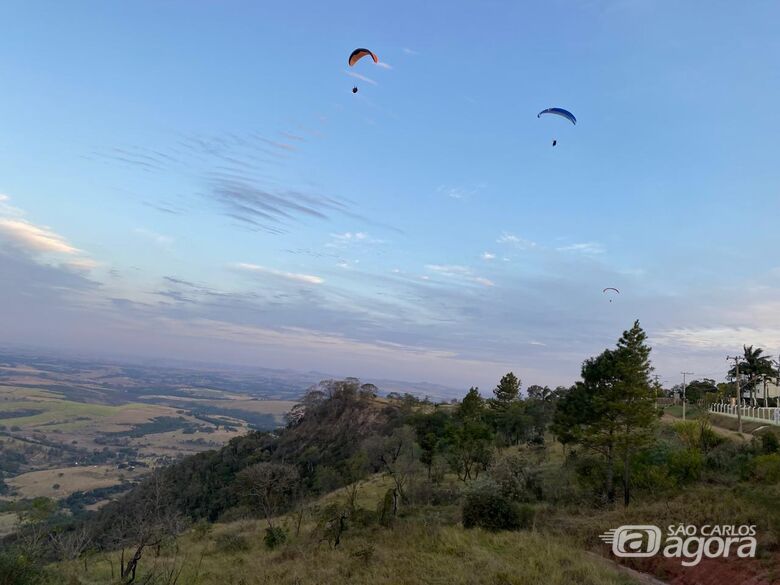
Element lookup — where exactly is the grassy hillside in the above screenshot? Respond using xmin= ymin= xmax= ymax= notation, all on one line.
xmin=8 ymin=377 xmax=780 ymax=585
xmin=56 ymin=478 xmax=637 ymax=585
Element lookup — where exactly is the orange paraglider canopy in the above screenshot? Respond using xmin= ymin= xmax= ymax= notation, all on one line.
xmin=348 ymin=48 xmax=378 ymax=67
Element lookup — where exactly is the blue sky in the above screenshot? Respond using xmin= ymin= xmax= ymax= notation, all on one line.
xmin=1 ymin=0 xmax=779 ymax=391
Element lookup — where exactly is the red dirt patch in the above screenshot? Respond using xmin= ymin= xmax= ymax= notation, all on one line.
xmin=620 ymin=551 xmax=780 ymax=585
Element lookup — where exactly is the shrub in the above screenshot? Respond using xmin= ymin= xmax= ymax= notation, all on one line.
xmin=0 ymin=551 xmax=49 ymax=585
xmin=571 ymin=452 xmax=609 ymax=499
xmin=405 ymin=480 xmax=461 ymax=506
xmin=377 ymin=489 xmax=397 ymax=528
xmin=631 ymin=443 xmax=673 ymax=488
xmin=747 ymin=454 xmax=780 ymax=484
xmin=349 ymin=506 xmax=377 ymax=528
xmin=668 ymin=449 xmax=703 ymax=484
xmin=534 ymin=463 xmax=586 ymax=504
xmin=263 ymin=526 xmax=287 ymax=549
xmin=351 ymin=544 xmax=375 ymax=562
xmin=214 ymin=532 xmax=251 ymax=554
xmin=674 ymin=419 xmax=722 ymax=454
xmin=760 ymin=431 xmax=780 ymax=455
xmin=705 ymin=441 xmax=749 ymax=476
xmin=192 ymin=519 xmax=213 ymax=541
xmin=462 ymin=488 xmax=531 ymax=531
xmin=490 ymin=452 xmax=539 ymax=502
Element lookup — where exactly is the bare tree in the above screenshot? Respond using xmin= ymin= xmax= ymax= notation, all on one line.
xmin=109 ymin=473 xmax=185 ymax=584
xmin=50 ymin=523 xmax=93 ymax=568
xmin=14 ymin=497 xmax=57 ymax=561
xmin=365 ymin=426 xmax=420 ymax=502
xmin=235 ymin=462 xmax=299 ymax=528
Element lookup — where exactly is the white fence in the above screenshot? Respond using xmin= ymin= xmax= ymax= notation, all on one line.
xmin=709 ymin=403 xmax=780 ymax=426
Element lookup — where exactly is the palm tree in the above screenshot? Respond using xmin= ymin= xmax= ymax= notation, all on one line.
xmin=728 ymin=345 xmax=777 ymax=405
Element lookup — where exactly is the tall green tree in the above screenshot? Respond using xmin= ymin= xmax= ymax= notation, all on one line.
xmin=447 ymin=418 xmax=494 ymax=482
xmin=613 ymin=320 xmax=658 ymax=506
xmin=491 ymin=372 xmax=521 ymax=410
xmin=447 ymin=386 xmax=494 ymax=481
xmin=525 ymin=385 xmax=555 ymax=442
xmin=410 ymin=409 xmax=452 ymax=479
xmin=684 ymin=379 xmax=717 ymax=404
xmin=552 ymin=321 xmax=658 ymax=506
xmin=459 ymin=387 xmax=486 ymax=420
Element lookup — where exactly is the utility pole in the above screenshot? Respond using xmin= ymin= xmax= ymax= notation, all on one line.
xmin=652 ymin=375 xmax=662 ymax=411
xmin=763 ymin=375 xmax=769 ymax=407
xmin=727 ymin=355 xmax=743 ymax=434
xmin=767 ymin=355 xmax=780 ymax=408
xmin=681 ymin=372 xmax=694 ymax=420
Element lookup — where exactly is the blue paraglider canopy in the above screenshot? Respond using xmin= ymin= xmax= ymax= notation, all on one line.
xmin=537 ymin=108 xmax=577 ymax=125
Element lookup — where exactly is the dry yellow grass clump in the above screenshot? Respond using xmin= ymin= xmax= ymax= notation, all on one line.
xmin=56 ymin=500 xmax=638 ymax=585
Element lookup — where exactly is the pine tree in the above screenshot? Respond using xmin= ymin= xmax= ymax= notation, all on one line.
xmin=491 ymin=372 xmax=521 ymax=410
xmin=459 ymin=387 xmax=485 ymax=420
xmin=552 ymin=320 xmax=658 ymax=506
xmin=612 ymin=320 xmax=658 ymax=506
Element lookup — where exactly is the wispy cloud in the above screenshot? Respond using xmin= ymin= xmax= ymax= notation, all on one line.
xmin=425 ymin=264 xmax=494 ymax=287
xmin=63 ymin=258 xmax=100 ymax=272
xmin=482 ymin=252 xmax=496 ymax=261
xmin=402 ymin=47 xmax=419 ymax=55
xmin=208 ymin=178 xmax=352 ymax=234
xmin=473 ymin=276 xmax=495 ymax=287
xmin=497 ymin=232 xmax=537 ymax=249
xmin=90 ymin=126 xmax=401 ymax=237
xmin=0 ymin=195 xmax=97 ymax=275
xmin=653 ymin=326 xmax=780 ymax=351
xmin=345 ymin=71 xmax=378 ymax=86
xmin=0 ymin=218 xmax=80 ymax=255
xmin=0 ymin=194 xmax=23 ymax=217
xmin=279 ymin=131 xmax=306 ymax=142
xmin=557 ymin=242 xmax=606 ymax=255
xmin=134 ymin=227 xmax=174 ymax=247
xmin=234 ymin=262 xmax=324 ymax=285
xmin=437 ymin=184 xmax=484 ymax=200
xmin=327 ymin=231 xmax=385 ymax=248
xmin=376 ymin=62 xmax=393 ymax=70
xmin=426 ymin=264 xmax=470 ymax=276
xmin=331 ymin=231 xmax=369 ymax=242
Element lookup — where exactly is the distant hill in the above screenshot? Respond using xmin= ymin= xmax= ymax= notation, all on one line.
xmin=0 ymin=348 xmax=463 ymax=401
xmin=89 ymin=379 xmax=405 ymax=528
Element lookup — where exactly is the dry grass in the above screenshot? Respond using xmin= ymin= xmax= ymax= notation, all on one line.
xmin=0 ymin=512 xmax=18 ymax=538
xmin=6 ymin=465 xmax=144 ymax=499
xmin=51 ymin=465 xmax=642 ymax=585
xmin=0 ymin=394 xmax=154 ymax=432
xmin=57 ymin=517 xmax=638 ymax=585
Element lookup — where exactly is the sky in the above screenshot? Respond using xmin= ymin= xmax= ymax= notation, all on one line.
xmin=1 ymin=0 xmax=779 ymax=392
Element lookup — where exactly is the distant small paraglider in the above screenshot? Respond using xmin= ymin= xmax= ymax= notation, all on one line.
xmin=603 ymin=287 xmax=620 ymax=302
xmin=348 ymin=48 xmax=379 ymax=94
xmin=539 ymin=108 xmax=576 ymax=146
